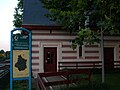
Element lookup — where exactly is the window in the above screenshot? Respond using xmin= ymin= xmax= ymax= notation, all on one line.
xmin=46 ymin=51 xmax=54 ymax=64
xmin=79 ymin=46 xmax=82 ymax=57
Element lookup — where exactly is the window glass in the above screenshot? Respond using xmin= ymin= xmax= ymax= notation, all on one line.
xmin=46 ymin=51 xmax=54 ymax=64
xmin=79 ymin=46 xmax=82 ymax=57
xmin=46 ymin=52 xmax=50 ymax=64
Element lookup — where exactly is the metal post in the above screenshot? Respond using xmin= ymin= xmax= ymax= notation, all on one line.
xmin=29 ymin=30 xmax=32 ymax=90
xmin=101 ymin=27 xmax=105 ymax=83
xmin=10 ymin=31 xmax=13 ymax=90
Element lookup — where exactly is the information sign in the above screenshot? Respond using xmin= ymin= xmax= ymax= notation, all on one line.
xmin=12 ymin=34 xmax=29 ymax=50
xmin=10 ymin=28 xmax=31 ymax=90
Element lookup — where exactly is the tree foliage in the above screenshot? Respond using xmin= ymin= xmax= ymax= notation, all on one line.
xmin=0 ymin=50 xmax=5 ymax=60
xmin=13 ymin=0 xmax=23 ymax=28
xmin=0 ymin=50 xmax=5 ymax=54
xmin=0 ymin=50 xmax=10 ymax=60
xmin=5 ymin=51 xmax=10 ymax=59
xmin=41 ymin=0 xmax=120 ymax=48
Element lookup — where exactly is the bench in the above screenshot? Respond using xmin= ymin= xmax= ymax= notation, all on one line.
xmin=58 ymin=61 xmax=120 ymax=71
xmin=37 ymin=69 xmax=91 ymax=90
xmin=58 ymin=61 xmax=102 ymax=71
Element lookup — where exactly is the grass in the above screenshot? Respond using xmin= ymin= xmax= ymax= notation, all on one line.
xmin=5 ymin=80 xmax=36 ymax=90
xmin=13 ymin=80 xmax=29 ymax=90
xmin=0 ymin=73 xmax=10 ymax=90
xmin=60 ymin=70 xmax=120 ymax=90
xmin=2 ymin=69 xmax=120 ymax=90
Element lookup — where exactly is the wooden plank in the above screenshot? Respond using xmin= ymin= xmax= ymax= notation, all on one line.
xmin=37 ymin=75 xmax=46 ymax=90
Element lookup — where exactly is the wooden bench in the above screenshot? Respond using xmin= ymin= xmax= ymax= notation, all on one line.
xmin=58 ymin=61 xmax=120 ymax=71
xmin=37 ymin=69 xmax=91 ymax=90
xmin=58 ymin=61 xmax=102 ymax=71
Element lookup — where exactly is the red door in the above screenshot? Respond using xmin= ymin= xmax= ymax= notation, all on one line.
xmin=44 ymin=47 xmax=57 ymax=72
xmin=104 ymin=47 xmax=114 ymax=70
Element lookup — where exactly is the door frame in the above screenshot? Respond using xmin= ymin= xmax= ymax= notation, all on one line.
xmin=39 ymin=42 xmax=61 ymax=73
xmin=104 ymin=47 xmax=114 ymax=70
xmin=44 ymin=47 xmax=57 ymax=72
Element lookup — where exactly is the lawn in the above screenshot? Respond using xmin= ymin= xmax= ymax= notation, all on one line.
xmin=60 ymin=70 xmax=120 ymax=90
xmin=5 ymin=80 xmax=37 ymax=90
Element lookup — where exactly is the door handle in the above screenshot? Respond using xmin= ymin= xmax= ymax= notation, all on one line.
xmin=45 ymin=60 xmax=47 ymax=63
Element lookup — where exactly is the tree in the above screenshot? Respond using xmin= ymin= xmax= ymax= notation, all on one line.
xmin=0 ymin=54 xmax=4 ymax=60
xmin=5 ymin=51 xmax=10 ymax=59
xmin=13 ymin=0 xmax=23 ymax=28
xmin=0 ymin=50 xmax=5 ymax=60
xmin=41 ymin=0 xmax=120 ymax=48
xmin=0 ymin=50 xmax=5 ymax=54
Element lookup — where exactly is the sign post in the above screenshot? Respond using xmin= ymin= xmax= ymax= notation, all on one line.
xmin=10 ymin=28 xmax=32 ymax=90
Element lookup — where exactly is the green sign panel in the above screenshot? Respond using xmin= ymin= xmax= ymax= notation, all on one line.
xmin=12 ymin=34 xmax=29 ymax=50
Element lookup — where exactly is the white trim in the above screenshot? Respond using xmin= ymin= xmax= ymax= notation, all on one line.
xmin=39 ymin=42 xmax=62 ymax=72
xmin=103 ymin=44 xmax=117 ymax=62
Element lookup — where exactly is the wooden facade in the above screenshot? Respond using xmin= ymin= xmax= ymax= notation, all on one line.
xmin=23 ymin=0 xmax=120 ymax=78
xmin=22 ymin=25 xmax=120 ymax=77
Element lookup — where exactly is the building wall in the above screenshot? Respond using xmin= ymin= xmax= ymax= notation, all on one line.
xmin=23 ymin=0 xmax=120 ymax=77
xmin=32 ymin=29 xmax=74 ymax=74
xmin=31 ymin=28 xmax=120 ymax=77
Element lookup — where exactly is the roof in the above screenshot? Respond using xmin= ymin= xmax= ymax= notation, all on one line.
xmin=23 ymin=0 xmax=56 ymax=26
